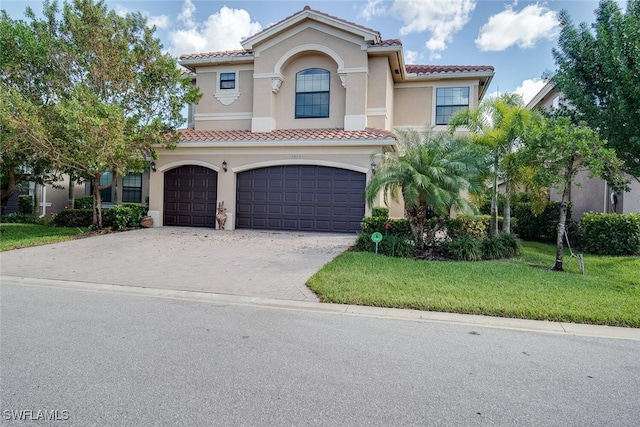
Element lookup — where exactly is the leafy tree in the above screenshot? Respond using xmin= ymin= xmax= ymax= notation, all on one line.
xmin=523 ymin=116 xmax=628 ymax=271
xmin=0 ymin=6 xmax=63 ymax=212
xmin=553 ymin=0 xmax=640 ymax=178
xmin=1 ymin=0 xmax=201 ymax=228
xmin=448 ymin=93 xmax=538 ymax=236
xmin=365 ymin=129 xmax=487 ymax=250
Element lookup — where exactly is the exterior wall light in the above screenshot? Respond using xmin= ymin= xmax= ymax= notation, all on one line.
xmin=150 ymin=161 xmax=157 ymax=172
xmin=370 ymin=162 xmax=376 ymax=173
xmin=222 ymin=160 xmax=228 ymax=172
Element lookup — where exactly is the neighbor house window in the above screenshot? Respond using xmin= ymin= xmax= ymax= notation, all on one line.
xmin=99 ymin=171 xmax=113 ymax=203
xmin=122 ymin=173 xmax=142 ymax=203
xmin=436 ymin=87 xmax=470 ymax=125
xmin=219 ymin=72 xmax=236 ymax=90
xmin=295 ymin=68 xmax=330 ymax=118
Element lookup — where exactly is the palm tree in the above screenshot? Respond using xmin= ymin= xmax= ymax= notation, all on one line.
xmin=366 ymin=128 xmax=487 ymax=250
xmin=448 ymin=93 xmax=535 ymax=236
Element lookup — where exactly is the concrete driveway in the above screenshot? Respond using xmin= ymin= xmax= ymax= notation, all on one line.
xmin=0 ymin=227 xmax=356 ymax=301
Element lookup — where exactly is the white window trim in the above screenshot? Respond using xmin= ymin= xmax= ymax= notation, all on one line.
xmin=432 ymin=84 xmax=472 ymax=129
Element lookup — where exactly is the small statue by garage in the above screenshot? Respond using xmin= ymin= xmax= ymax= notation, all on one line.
xmin=216 ymin=201 xmax=227 ymax=230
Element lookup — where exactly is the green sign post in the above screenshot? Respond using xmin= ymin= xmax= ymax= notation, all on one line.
xmin=371 ymin=232 xmax=383 ymax=254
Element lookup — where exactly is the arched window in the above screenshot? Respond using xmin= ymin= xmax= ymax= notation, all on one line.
xmin=295 ymin=68 xmax=330 ymax=118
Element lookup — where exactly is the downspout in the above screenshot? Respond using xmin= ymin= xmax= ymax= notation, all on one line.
xmin=39 ymin=185 xmax=47 ymax=218
xmin=603 ymin=181 xmax=608 ymax=213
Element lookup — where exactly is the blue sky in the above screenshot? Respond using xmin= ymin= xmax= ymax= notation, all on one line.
xmin=2 ymin=0 xmax=617 ymax=103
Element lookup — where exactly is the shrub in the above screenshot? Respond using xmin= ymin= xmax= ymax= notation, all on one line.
xmin=513 ymin=200 xmax=572 ymax=243
xmin=355 ymin=233 xmax=415 ymax=258
xmin=74 ymin=196 xmax=93 ymax=210
xmin=443 ymin=235 xmax=482 ymax=261
xmin=480 ymin=236 xmax=507 ymax=260
xmin=444 ymin=215 xmax=489 ymax=241
xmin=53 ymin=209 xmax=93 ymax=227
xmin=103 ymin=204 xmax=148 ymax=230
xmin=372 ymin=207 xmax=389 ymax=219
xmin=496 ymin=232 xmax=522 ymax=258
xmin=360 ymin=217 xmax=413 ymax=240
xmin=1 ymin=213 xmax=43 ymax=224
xmin=581 ymin=213 xmax=640 ymax=256
xmin=18 ymin=195 xmax=34 ymax=215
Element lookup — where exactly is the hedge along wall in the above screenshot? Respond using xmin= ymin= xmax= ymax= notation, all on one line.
xmin=581 ymin=213 xmax=640 ymax=256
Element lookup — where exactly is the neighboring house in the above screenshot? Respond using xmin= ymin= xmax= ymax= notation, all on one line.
xmin=148 ymin=6 xmax=494 ymax=232
xmin=2 ymin=176 xmax=84 ymax=218
xmin=527 ymin=82 xmax=640 ymax=220
xmin=84 ymin=171 xmax=151 ymax=209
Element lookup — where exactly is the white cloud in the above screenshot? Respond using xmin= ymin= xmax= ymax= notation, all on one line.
xmin=360 ymin=0 xmax=387 ymax=21
xmin=114 ymin=4 xmax=169 ymax=30
xmin=168 ymin=2 xmax=262 ymax=56
xmin=404 ymin=50 xmax=422 ymax=64
xmin=389 ymin=0 xmax=476 ymax=58
xmin=475 ymin=3 xmax=559 ymax=52
xmin=515 ymin=78 xmax=547 ymax=105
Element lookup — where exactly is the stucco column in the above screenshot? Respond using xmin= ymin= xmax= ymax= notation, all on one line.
xmin=342 ymin=69 xmax=368 ymax=131
xmin=251 ymin=74 xmax=281 ymax=132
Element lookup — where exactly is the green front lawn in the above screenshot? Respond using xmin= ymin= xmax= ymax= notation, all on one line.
xmin=0 ymin=223 xmax=89 ymax=251
xmin=307 ymin=241 xmax=640 ymax=327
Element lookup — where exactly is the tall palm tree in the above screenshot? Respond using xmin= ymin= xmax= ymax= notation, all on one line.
xmin=366 ymin=128 xmax=487 ymax=250
xmin=448 ymin=93 xmax=535 ymax=236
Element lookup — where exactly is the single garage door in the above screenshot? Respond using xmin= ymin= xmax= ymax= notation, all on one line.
xmin=164 ymin=165 xmax=218 ymax=227
xmin=236 ymin=165 xmax=365 ymax=233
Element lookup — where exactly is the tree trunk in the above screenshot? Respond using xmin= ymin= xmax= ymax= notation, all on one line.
xmin=68 ymin=179 xmax=75 ymax=209
xmin=92 ymin=175 xmax=103 ymax=230
xmin=503 ymin=180 xmax=511 ymax=235
xmin=489 ymin=168 xmax=499 ymax=237
xmin=406 ymin=202 xmax=427 ymax=250
xmin=553 ymin=181 xmax=571 ymax=271
xmin=0 ymin=168 xmax=18 ymax=215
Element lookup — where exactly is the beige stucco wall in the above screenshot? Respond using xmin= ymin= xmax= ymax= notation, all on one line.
xmin=36 ymin=176 xmax=85 ymax=217
xmin=148 ymin=144 xmax=386 ymax=228
xmin=367 ymin=56 xmax=393 ymax=130
xmin=393 ymin=86 xmax=432 ymax=127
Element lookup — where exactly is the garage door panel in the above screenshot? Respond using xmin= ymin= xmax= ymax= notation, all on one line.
xmin=164 ymin=166 xmax=217 ymax=227
xmin=236 ymin=165 xmax=364 ymax=233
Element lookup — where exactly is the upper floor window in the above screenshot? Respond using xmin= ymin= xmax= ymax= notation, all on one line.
xmin=436 ymin=87 xmax=469 ymax=125
xmin=295 ymin=68 xmax=330 ymax=119
xmin=219 ymin=72 xmax=236 ymax=90
xmin=122 ymin=173 xmax=142 ymax=203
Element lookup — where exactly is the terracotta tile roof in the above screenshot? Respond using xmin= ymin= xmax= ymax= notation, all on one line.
xmin=373 ymin=39 xmax=402 ymax=47
xmin=174 ymin=128 xmax=395 ymax=143
xmin=179 ymin=49 xmax=252 ymax=61
xmin=406 ymin=65 xmax=495 ymax=75
xmin=242 ymin=5 xmax=381 ymax=46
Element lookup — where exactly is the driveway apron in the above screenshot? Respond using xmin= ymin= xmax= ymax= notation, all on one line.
xmin=0 ymin=227 xmax=356 ymax=301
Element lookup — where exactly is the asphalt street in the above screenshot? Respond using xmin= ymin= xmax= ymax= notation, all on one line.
xmin=1 ymin=281 xmax=639 ymax=426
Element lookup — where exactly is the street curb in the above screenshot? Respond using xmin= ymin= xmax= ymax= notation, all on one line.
xmin=3 ymin=275 xmax=639 ymax=341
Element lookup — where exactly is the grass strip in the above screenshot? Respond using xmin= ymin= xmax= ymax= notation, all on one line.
xmin=0 ymin=223 xmax=89 ymax=251
xmin=307 ymin=241 xmax=640 ymax=327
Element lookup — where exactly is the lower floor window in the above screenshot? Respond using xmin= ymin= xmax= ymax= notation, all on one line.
xmin=122 ymin=173 xmax=142 ymax=203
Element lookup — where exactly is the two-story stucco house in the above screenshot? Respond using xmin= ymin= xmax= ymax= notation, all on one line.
xmin=147 ymin=6 xmax=494 ymax=233
xmin=527 ymin=81 xmax=640 ymax=220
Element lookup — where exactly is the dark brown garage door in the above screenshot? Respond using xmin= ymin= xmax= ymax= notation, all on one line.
xmin=164 ymin=165 xmax=218 ymax=227
xmin=236 ymin=165 xmax=365 ymax=233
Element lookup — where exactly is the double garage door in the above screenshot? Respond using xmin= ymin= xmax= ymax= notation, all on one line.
xmin=164 ymin=165 xmax=365 ymax=233
xmin=236 ymin=165 xmax=365 ymax=233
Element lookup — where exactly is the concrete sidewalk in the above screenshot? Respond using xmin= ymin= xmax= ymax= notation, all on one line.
xmin=0 ymin=227 xmax=356 ymax=301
